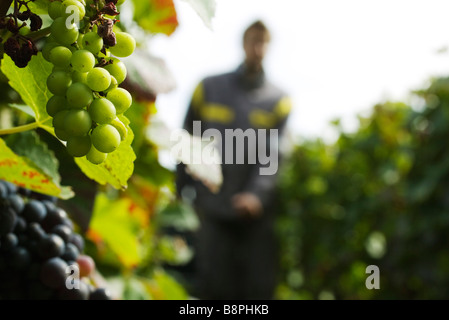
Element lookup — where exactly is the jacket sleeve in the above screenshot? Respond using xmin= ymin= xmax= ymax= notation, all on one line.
xmin=175 ymin=82 xmax=203 ymax=200
xmin=243 ymin=96 xmax=292 ymax=210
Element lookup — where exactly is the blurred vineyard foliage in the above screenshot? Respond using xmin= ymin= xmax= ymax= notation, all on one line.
xmin=4 ymin=0 xmax=449 ymax=301
xmin=275 ymin=76 xmax=449 ymax=300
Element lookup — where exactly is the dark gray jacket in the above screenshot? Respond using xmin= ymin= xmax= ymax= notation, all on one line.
xmin=176 ymin=63 xmax=292 ymax=299
xmin=177 ymin=64 xmax=291 ymax=220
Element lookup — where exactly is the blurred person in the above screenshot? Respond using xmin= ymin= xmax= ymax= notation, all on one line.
xmin=176 ymin=20 xmax=292 ymax=300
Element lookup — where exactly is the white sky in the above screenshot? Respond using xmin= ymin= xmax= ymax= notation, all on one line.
xmin=150 ymin=0 xmax=449 ymax=143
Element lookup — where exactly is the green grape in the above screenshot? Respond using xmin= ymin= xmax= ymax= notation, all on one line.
xmin=106 ymin=76 xmax=118 ymax=92
xmin=72 ymin=70 xmax=88 ymax=83
xmin=64 ymin=109 xmax=92 ymax=136
xmin=48 ymin=1 xmax=63 ymax=19
xmin=106 ymin=88 xmax=132 ymax=114
xmin=52 ymin=66 xmax=71 ymax=73
xmin=77 ymin=33 xmax=84 ymax=47
xmin=42 ymin=41 xmax=59 ymax=62
xmin=19 ymin=26 xmax=30 ymax=36
xmin=49 ymin=46 xmax=72 ymax=68
xmin=86 ymin=67 xmax=111 ymax=92
xmin=71 ymin=49 xmax=96 ymax=73
xmin=66 ymin=135 xmax=92 ymax=157
xmin=62 ymin=0 xmax=86 ymax=20
xmin=46 ymin=95 xmax=67 ymax=117
xmin=66 ymin=83 xmax=93 ymax=108
xmin=47 ymin=71 xmax=72 ymax=96
xmin=103 ymin=58 xmax=127 ymax=84
xmin=110 ymin=117 xmax=128 ymax=141
xmin=117 ymin=0 xmax=125 ymax=5
xmin=52 ymin=110 xmax=70 ymax=129
xmin=86 ymin=145 xmax=107 ymax=164
xmin=82 ymin=31 xmax=103 ymax=54
xmin=91 ymin=124 xmax=121 ymax=153
xmin=88 ymin=98 xmax=116 ymax=124
xmin=109 ymin=32 xmax=136 ymax=58
xmin=55 ymin=128 xmax=70 ymax=141
xmin=51 ymin=17 xmax=79 ymax=46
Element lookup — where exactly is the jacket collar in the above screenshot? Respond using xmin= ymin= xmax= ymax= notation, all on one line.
xmin=235 ymin=63 xmax=266 ymax=90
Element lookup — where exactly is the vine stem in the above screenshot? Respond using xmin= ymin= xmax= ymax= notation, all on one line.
xmin=27 ymin=26 xmax=51 ymax=41
xmin=0 ymin=121 xmax=39 ymax=135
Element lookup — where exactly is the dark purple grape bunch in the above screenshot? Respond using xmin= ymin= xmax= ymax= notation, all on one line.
xmin=0 ymin=1 xmax=42 ymax=68
xmin=0 ymin=180 xmax=112 ymax=300
xmin=3 ymin=36 xmax=38 ymax=68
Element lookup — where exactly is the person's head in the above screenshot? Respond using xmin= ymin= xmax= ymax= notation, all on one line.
xmin=242 ymin=20 xmax=271 ymax=72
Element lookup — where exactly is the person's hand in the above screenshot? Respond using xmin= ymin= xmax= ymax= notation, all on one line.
xmin=231 ymin=192 xmax=263 ymax=218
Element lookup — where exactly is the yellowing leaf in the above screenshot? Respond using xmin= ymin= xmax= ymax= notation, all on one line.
xmin=0 ymin=137 xmax=73 ymax=199
xmin=88 ymin=193 xmax=143 ymax=269
xmin=131 ymin=0 xmax=178 ymax=35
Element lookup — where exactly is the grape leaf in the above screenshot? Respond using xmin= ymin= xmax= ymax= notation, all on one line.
xmin=123 ymin=48 xmax=176 ymax=96
xmin=1 ymin=53 xmax=52 ymax=126
xmin=181 ymin=0 xmax=216 ymax=30
xmin=141 ymin=269 xmax=189 ymax=300
xmin=130 ymin=0 xmax=178 ymax=35
xmin=157 ymin=200 xmax=200 ymax=232
xmin=8 ymin=103 xmax=36 ymax=118
xmin=88 ymin=193 xmax=142 ymax=269
xmin=0 ymin=136 xmax=74 ymax=199
xmin=27 ymin=0 xmax=49 ymax=14
xmin=146 ymin=118 xmax=223 ymax=193
xmin=6 ymin=131 xmax=59 ymax=183
xmin=74 ymin=115 xmax=136 ymax=190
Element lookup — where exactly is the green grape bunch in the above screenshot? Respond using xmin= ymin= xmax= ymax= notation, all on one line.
xmin=41 ymin=0 xmax=135 ymax=165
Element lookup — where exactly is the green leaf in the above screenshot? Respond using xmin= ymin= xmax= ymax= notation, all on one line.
xmin=142 ymin=269 xmax=189 ymax=300
xmin=181 ymin=0 xmax=216 ymax=30
xmin=157 ymin=201 xmax=200 ymax=232
xmin=1 ymin=53 xmax=53 ymax=126
xmin=89 ymin=193 xmax=141 ymax=269
xmin=27 ymin=0 xmax=49 ymax=15
xmin=75 ymin=115 xmax=136 ymax=190
xmin=0 ymin=135 xmax=74 ymax=199
xmin=124 ymin=49 xmax=176 ymax=96
xmin=8 ymin=103 xmax=36 ymax=118
xmin=147 ymin=118 xmax=223 ymax=193
xmin=123 ymin=277 xmax=152 ymax=300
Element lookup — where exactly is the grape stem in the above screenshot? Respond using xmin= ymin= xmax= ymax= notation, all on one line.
xmin=27 ymin=26 xmax=51 ymax=41
xmin=0 ymin=121 xmax=39 ymax=135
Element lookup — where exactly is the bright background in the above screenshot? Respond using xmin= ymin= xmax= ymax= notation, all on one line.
xmin=150 ymin=0 xmax=449 ymax=143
